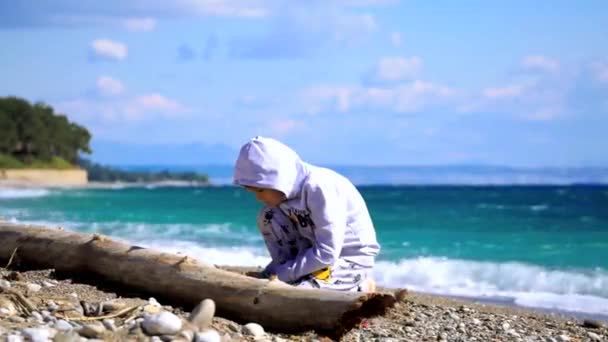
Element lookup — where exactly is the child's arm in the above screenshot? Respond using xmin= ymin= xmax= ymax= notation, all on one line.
xmin=275 ymin=183 xmax=346 ymax=282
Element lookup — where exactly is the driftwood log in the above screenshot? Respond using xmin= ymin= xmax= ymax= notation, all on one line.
xmin=0 ymin=223 xmax=395 ymax=338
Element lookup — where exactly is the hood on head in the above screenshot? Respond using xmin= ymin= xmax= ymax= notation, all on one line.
xmin=233 ymin=136 xmax=307 ymax=199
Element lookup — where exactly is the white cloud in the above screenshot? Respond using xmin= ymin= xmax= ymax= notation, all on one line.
xmin=123 ymin=17 xmax=156 ymax=32
xmin=375 ymin=56 xmax=422 ymax=82
xmin=57 ymin=93 xmax=188 ymax=123
xmin=521 ymin=55 xmax=560 ymax=73
xmin=90 ymin=39 xmax=128 ymax=60
xmin=301 ymin=80 xmax=453 ymax=114
xmin=271 ymin=119 xmax=299 ymax=135
xmin=125 ymin=94 xmax=187 ymax=120
xmin=482 ymin=84 xmax=525 ymax=99
xmin=301 ymin=85 xmax=356 ymax=114
xmin=96 ymin=76 xmax=125 ymax=96
xmin=390 ymin=32 xmax=402 ymax=47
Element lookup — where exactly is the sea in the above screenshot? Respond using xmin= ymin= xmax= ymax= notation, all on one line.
xmin=1 ymin=166 xmax=607 ymax=321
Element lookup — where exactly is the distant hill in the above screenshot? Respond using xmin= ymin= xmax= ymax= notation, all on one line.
xmin=90 ymin=140 xmax=239 ymax=165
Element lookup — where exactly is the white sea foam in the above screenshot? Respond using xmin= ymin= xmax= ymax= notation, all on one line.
xmin=133 ymin=239 xmax=271 ymax=267
xmin=0 ymin=188 xmax=51 ymax=199
xmin=373 ymin=257 xmax=608 ymax=316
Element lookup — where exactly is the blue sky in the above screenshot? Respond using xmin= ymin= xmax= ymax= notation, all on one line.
xmin=1 ymin=0 xmax=607 ymax=167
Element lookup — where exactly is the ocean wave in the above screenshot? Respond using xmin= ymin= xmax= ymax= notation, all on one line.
xmin=374 ymin=257 xmax=608 ymax=316
xmin=0 ymin=188 xmax=51 ymax=199
xmin=133 ymin=239 xmax=271 ymax=267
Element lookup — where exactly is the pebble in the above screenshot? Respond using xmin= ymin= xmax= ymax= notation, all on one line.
xmin=242 ymin=323 xmax=265 ymax=338
xmin=22 ymin=327 xmax=55 ymax=342
xmin=448 ymin=312 xmax=460 ymax=320
xmin=142 ymin=311 xmax=183 ymax=336
xmin=583 ymin=320 xmax=604 ymax=329
xmin=149 ymin=297 xmax=162 ymax=307
xmin=79 ymin=322 xmax=106 ymax=338
xmin=55 ymin=319 xmax=73 ymax=331
xmin=5 ymin=334 xmax=24 ymax=342
xmin=557 ymin=335 xmax=570 ymax=342
xmin=472 ymin=318 xmax=481 ymax=325
xmin=26 ymin=283 xmax=42 ymax=292
xmin=194 ymin=329 xmax=222 ymax=342
xmin=47 ymin=301 xmax=59 ymax=312
xmin=42 ymin=281 xmax=56 ymax=288
xmin=189 ymin=298 xmax=216 ymax=331
xmin=502 ymin=322 xmax=511 ymax=331
xmin=0 ymin=279 xmax=11 ymax=288
xmin=53 ymin=331 xmax=82 ymax=342
xmin=102 ymin=318 xmax=118 ymax=332
xmin=30 ymin=311 xmax=43 ymax=323
xmin=587 ymin=332 xmax=602 ymax=341
xmin=9 ymin=316 xmax=26 ymax=323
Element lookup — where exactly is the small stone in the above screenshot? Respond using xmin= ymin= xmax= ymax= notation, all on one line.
xmin=0 ymin=279 xmax=11 ymax=288
xmin=55 ymin=319 xmax=73 ymax=331
xmin=26 ymin=283 xmax=42 ymax=292
xmin=102 ymin=318 xmax=118 ymax=332
xmin=557 ymin=335 xmax=570 ymax=342
xmin=30 ymin=311 xmax=43 ymax=322
xmin=5 ymin=334 xmax=24 ymax=342
xmin=41 ymin=310 xmax=53 ymax=322
xmin=150 ymin=337 xmax=163 ymax=342
xmin=405 ymin=320 xmax=416 ymax=327
xmin=144 ymin=304 xmax=163 ymax=314
xmin=149 ymin=297 xmax=162 ymax=307
xmin=42 ymin=281 xmax=56 ymax=288
xmin=9 ymin=315 xmax=25 ymax=323
xmin=69 ymin=292 xmax=78 ymax=299
xmin=195 ymin=329 xmax=222 ymax=342
xmin=583 ymin=320 xmax=604 ymax=329
xmin=472 ymin=318 xmax=481 ymax=325
xmin=273 ymin=337 xmax=288 ymax=342
xmin=179 ymin=330 xmax=195 ymax=341
xmin=102 ymin=300 xmax=126 ymax=312
xmin=53 ymin=331 xmax=82 ymax=342
xmin=226 ymin=321 xmax=240 ymax=332
xmin=507 ymin=329 xmax=520 ymax=337
xmin=502 ymin=322 xmax=510 ymax=331
xmin=587 ymin=332 xmax=602 ymax=341
xmin=437 ymin=332 xmax=448 ymax=341
xmin=142 ymin=312 xmax=183 ymax=336
xmin=242 ymin=323 xmax=265 ymax=338
xmin=47 ymin=301 xmax=59 ymax=312
xmin=79 ymin=322 xmax=106 ymax=338
xmin=189 ymin=298 xmax=216 ymax=331
xmin=22 ymin=327 xmax=55 ymax=342
xmin=449 ymin=312 xmax=460 ymax=320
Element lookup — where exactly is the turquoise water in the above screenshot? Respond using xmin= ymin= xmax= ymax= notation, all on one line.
xmin=1 ymin=185 xmax=607 ymax=317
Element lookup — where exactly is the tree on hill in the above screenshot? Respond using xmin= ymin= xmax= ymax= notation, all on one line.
xmin=0 ymin=96 xmax=91 ymax=164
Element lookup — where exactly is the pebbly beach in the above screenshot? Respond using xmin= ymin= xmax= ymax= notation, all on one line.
xmin=0 ymin=247 xmax=606 ymax=341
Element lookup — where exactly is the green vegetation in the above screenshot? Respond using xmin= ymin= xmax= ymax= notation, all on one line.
xmin=77 ymin=158 xmax=209 ymax=184
xmin=0 ymin=96 xmax=91 ymax=166
xmin=1 ymin=96 xmax=210 ymax=184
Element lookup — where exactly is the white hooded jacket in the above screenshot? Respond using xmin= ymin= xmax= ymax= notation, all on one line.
xmin=233 ymin=136 xmax=380 ymax=282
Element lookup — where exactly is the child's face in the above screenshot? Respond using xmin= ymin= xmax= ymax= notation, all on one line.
xmin=244 ymin=186 xmax=286 ymax=207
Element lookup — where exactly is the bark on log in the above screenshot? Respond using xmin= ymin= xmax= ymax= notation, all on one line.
xmin=0 ymin=223 xmax=395 ymax=338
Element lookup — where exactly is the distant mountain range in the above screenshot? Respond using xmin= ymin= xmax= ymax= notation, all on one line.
xmin=89 ymin=141 xmax=608 ymax=185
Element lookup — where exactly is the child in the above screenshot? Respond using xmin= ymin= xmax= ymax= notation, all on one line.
xmin=233 ymin=136 xmax=380 ymax=292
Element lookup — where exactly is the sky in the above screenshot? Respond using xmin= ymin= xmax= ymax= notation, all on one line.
xmin=0 ymin=0 xmax=607 ymax=167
